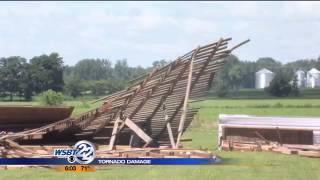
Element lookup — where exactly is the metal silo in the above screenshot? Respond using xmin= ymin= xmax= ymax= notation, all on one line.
xmin=307 ymin=68 xmax=320 ymax=88
xmin=255 ymin=68 xmax=274 ymax=89
xmin=295 ymin=70 xmax=306 ymax=88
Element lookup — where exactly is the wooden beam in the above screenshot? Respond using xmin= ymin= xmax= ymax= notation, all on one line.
xmin=4 ymin=139 xmax=34 ymax=153
xmin=276 ymin=127 xmax=283 ymax=145
xmin=124 ymin=118 xmax=152 ymax=144
xmin=166 ymin=122 xmax=175 ymax=148
xmin=163 ymin=104 xmax=175 ymax=148
xmin=129 ymin=135 xmax=134 ymax=147
xmin=108 ymin=117 xmax=121 ymax=150
xmin=175 ymin=46 xmax=200 ymax=148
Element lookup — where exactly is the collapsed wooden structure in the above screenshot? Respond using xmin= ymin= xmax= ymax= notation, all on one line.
xmin=0 ymin=38 xmax=249 ymax=152
xmin=219 ymin=114 xmax=320 ymax=157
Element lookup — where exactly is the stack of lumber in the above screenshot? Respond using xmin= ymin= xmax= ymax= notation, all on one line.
xmin=97 ymin=147 xmax=214 ymax=158
xmin=221 ymin=140 xmax=320 ymax=158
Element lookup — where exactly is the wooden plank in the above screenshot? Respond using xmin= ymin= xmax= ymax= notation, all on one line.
xmin=4 ymin=139 xmax=34 ymax=153
xmin=166 ymin=122 xmax=175 ymax=148
xmin=175 ymin=46 xmax=200 ymax=148
xmin=108 ymin=117 xmax=121 ymax=150
xmin=124 ymin=118 xmax=152 ymax=144
xmin=163 ymin=103 xmax=175 ymax=148
xmin=298 ymin=150 xmax=320 ymax=158
xmin=283 ymin=144 xmax=320 ymax=151
xmin=272 ymin=147 xmax=298 ymax=155
xmin=276 ymin=127 xmax=283 ymax=145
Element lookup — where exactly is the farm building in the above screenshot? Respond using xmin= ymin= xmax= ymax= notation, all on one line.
xmin=307 ymin=68 xmax=320 ymax=88
xmin=255 ymin=68 xmax=274 ymax=89
xmin=218 ymin=114 xmax=320 ymax=146
xmin=295 ymin=70 xmax=306 ymax=88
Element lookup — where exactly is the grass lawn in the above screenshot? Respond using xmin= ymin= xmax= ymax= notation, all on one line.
xmin=0 ymin=98 xmax=320 ymax=179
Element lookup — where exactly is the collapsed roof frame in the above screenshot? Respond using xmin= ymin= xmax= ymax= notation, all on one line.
xmin=0 ymin=37 xmax=249 ymax=149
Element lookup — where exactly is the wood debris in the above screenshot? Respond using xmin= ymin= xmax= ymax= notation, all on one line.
xmin=221 ymin=140 xmax=320 ymax=158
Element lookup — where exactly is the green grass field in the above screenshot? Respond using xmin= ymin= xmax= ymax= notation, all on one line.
xmin=0 ymin=98 xmax=320 ymax=179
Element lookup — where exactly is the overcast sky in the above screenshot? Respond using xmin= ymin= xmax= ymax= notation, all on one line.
xmin=0 ymin=1 xmax=319 ymax=67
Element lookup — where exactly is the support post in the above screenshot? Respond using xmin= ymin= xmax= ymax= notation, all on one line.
xmin=166 ymin=122 xmax=175 ymax=148
xmin=108 ymin=117 xmax=121 ymax=151
xmin=129 ymin=135 xmax=134 ymax=147
xmin=175 ymin=46 xmax=200 ymax=148
xmin=162 ymin=104 xmax=175 ymax=148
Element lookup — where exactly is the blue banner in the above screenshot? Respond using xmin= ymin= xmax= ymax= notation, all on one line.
xmin=0 ymin=157 xmax=221 ymax=165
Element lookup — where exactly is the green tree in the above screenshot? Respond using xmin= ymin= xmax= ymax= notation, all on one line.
xmin=130 ymin=65 xmax=149 ymax=79
xmin=64 ymin=78 xmax=84 ymax=98
xmin=89 ymin=80 xmax=108 ymax=96
xmin=239 ymin=61 xmax=257 ymax=88
xmin=0 ymin=56 xmax=27 ymax=101
xmin=256 ymin=57 xmax=282 ymax=72
xmin=152 ymin=59 xmax=169 ymax=68
xmin=19 ymin=63 xmax=33 ymax=101
xmin=113 ymin=59 xmax=131 ymax=81
xmin=228 ymin=64 xmax=244 ymax=89
xmin=30 ymin=53 xmax=64 ymax=93
xmin=213 ymin=55 xmax=242 ymax=91
xmin=291 ymin=75 xmax=300 ymax=96
xmin=73 ymin=59 xmax=112 ymax=81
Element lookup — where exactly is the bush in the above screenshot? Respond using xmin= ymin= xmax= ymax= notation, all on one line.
xmin=40 ymin=89 xmax=64 ymax=106
xmin=213 ymin=80 xmax=230 ymax=98
xmin=265 ymin=70 xmax=292 ymax=97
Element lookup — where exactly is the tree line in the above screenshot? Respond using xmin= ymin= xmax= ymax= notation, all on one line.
xmin=0 ymin=53 xmax=169 ymax=101
xmin=1 ymin=52 xmax=319 ymax=101
xmin=0 ymin=53 xmax=64 ymax=101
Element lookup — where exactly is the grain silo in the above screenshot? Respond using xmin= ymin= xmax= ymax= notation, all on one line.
xmin=307 ymin=68 xmax=320 ymax=88
xmin=255 ymin=68 xmax=274 ymax=89
xmin=295 ymin=70 xmax=306 ymax=88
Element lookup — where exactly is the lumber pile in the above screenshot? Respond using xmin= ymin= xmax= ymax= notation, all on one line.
xmin=98 ymin=148 xmax=215 ymax=158
xmin=221 ymin=140 xmax=320 ymax=158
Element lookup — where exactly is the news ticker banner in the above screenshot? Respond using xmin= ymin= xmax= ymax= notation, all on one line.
xmin=0 ymin=140 xmax=221 ymax=172
xmin=0 ymin=157 xmax=221 ymax=165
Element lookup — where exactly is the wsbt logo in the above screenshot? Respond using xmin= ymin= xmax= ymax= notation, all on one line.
xmin=54 ymin=140 xmax=96 ymax=164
